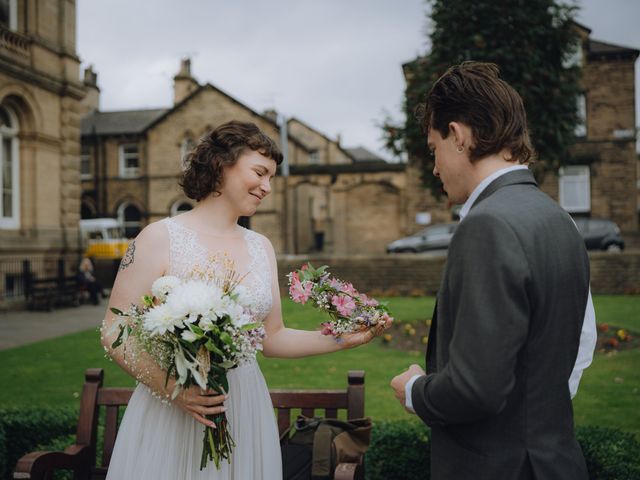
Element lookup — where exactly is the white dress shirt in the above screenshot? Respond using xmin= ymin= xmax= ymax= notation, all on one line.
xmin=405 ymin=166 xmax=597 ymax=411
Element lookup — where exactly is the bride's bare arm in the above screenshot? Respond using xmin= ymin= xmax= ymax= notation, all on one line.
xmin=260 ymin=237 xmax=388 ymax=359
xmin=100 ymin=222 xmax=225 ymax=427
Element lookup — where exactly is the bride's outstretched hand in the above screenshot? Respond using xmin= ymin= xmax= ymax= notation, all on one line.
xmin=172 ymin=384 xmax=228 ymax=428
xmin=339 ymin=317 xmax=393 ymax=349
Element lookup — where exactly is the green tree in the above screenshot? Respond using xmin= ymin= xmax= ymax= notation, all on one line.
xmin=383 ymin=0 xmax=583 ymax=196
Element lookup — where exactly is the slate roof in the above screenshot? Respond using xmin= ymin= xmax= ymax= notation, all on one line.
xmin=81 ymin=109 xmax=169 ymax=136
xmin=588 ymin=39 xmax=639 ymax=60
xmin=345 ymin=146 xmax=387 ymax=163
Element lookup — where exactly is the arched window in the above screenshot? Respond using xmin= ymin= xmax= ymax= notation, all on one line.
xmin=0 ymin=0 xmax=17 ymax=30
xmin=170 ymin=200 xmax=193 ymax=217
xmin=0 ymin=104 xmax=19 ymax=229
xmin=117 ymin=202 xmax=142 ymax=238
xmin=81 ymin=199 xmax=96 ymax=219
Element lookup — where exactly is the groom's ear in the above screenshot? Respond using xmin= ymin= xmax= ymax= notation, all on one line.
xmin=448 ymin=122 xmax=471 ymax=150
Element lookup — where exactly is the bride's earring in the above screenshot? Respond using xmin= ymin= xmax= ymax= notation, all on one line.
xmin=456 ymin=145 xmax=464 ymax=153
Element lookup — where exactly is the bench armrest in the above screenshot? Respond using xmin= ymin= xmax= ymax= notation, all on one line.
xmin=335 ymin=462 xmax=363 ymax=480
xmin=13 ymin=444 xmax=92 ymax=479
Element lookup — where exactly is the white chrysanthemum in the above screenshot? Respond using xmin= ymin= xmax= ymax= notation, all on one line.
xmin=166 ymin=280 xmax=222 ymax=320
xmin=143 ymin=303 xmax=182 ymax=336
xmin=181 ymin=329 xmax=198 ymax=342
xmin=151 ymin=275 xmax=182 ymax=301
xmin=232 ymin=312 xmax=254 ymax=328
xmin=222 ymin=297 xmax=252 ymax=328
xmin=233 ymin=285 xmax=254 ymax=309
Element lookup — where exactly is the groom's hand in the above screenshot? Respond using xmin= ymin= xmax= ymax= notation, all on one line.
xmin=390 ymin=364 xmax=425 ymax=412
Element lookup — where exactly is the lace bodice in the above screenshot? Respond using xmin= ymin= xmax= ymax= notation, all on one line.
xmin=162 ymin=218 xmax=273 ymax=322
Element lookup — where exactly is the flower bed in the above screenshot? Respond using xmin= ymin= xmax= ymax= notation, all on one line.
xmin=381 ymin=319 xmax=639 ymax=353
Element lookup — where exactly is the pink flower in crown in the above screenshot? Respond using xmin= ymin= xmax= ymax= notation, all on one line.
xmin=359 ymin=293 xmax=379 ymax=307
xmin=290 ymin=275 xmax=313 ymax=304
xmin=329 ymin=278 xmax=342 ymax=290
xmin=341 ymin=283 xmax=359 ymax=297
xmin=320 ymin=322 xmax=334 ymax=336
xmin=289 ymin=271 xmax=301 ymax=290
xmin=300 ymin=264 xmax=309 ymax=272
xmin=332 ymin=294 xmax=357 ymax=317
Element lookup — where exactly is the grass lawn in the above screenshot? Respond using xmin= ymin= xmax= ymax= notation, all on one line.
xmin=0 ymin=295 xmax=638 ymax=437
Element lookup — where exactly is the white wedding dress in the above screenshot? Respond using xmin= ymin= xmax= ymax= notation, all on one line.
xmin=106 ymin=217 xmax=282 ymax=479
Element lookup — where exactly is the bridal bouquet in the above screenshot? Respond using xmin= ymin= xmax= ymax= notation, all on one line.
xmin=287 ymin=263 xmax=393 ymax=337
xmin=109 ymin=256 xmax=264 ymax=470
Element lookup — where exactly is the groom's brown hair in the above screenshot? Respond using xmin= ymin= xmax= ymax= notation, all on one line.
xmin=420 ymin=61 xmax=535 ymax=164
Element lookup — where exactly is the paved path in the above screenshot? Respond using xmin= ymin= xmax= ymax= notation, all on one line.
xmin=0 ymin=303 xmax=106 ymax=350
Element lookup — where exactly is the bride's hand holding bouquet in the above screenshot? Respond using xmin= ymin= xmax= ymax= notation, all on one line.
xmin=108 ymin=257 xmax=263 ymax=471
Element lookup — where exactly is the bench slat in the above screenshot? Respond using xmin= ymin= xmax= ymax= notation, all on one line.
xmin=97 ymin=388 xmax=134 ymax=405
xmin=102 ymin=406 xmax=119 ymax=468
xmin=270 ymin=391 xmax=347 ymax=409
xmin=277 ymin=408 xmax=291 ymax=437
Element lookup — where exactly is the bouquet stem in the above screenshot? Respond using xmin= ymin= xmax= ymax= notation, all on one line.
xmin=200 ymin=412 xmax=235 ymax=470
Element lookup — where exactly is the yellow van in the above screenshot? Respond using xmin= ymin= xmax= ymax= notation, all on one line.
xmin=79 ymin=218 xmax=130 ymax=259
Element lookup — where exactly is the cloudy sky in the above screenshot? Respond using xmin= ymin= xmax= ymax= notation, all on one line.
xmin=77 ymin=0 xmax=640 ymax=160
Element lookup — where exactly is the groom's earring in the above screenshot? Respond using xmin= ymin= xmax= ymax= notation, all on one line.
xmin=456 ymin=145 xmax=464 ymax=153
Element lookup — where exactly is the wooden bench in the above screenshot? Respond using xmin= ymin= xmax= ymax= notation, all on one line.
xmin=26 ymin=275 xmax=81 ymax=311
xmin=14 ymin=368 xmax=366 ymax=480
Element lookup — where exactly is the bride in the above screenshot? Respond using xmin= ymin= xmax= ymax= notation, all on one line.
xmin=101 ymin=120 xmax=389 ymax=479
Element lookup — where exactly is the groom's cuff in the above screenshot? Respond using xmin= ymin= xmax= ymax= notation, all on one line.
xmin=404 ymin=374 xmax=422 ymax=413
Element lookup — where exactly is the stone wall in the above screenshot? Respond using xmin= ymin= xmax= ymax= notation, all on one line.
xmin=277 ymin=251 xmax=640 ymax=297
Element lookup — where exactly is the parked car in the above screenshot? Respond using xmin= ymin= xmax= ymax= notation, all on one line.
xmin=573 ymin=218 xmax=625 ymax=251
xmin=386 ymin=223 xmax=458 ymax=253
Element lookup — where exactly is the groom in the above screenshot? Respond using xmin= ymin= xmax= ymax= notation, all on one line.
xmin=391 ymin=62 xmax=593 ymax=479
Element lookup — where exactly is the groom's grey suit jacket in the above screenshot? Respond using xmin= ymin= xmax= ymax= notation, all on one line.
xmin=412 ymin=170 xmax=590 ymax=479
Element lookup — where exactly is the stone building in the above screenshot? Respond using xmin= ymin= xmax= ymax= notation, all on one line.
xmin=0 ymin=0 xmax=85 ymax=258
xmin=402 ymin=24 xmax=639 ymax=237
xmin=80 ymin=59 xmax=408 ymax=255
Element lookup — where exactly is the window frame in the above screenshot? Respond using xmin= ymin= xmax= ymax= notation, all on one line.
xmin=80 ymin=145 xmax=93 ymax=180
xmin=0 ymin=104 xmax=20 ymax=229
xmin=0 ymin=0 xmax=18 ymax=30
xmin=559 ymin=165 xmax=591 ymax=213
xmin=575 ymin=93 xmax=587 ymax=138
xmin=309 ymin=150 xmax=320 ymax=165
xmin=118 ymin=143 xmax=140 ymax=178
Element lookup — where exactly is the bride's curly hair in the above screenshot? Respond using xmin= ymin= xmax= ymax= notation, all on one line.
xmin=180 ymin=120 xmax=283 ymax=201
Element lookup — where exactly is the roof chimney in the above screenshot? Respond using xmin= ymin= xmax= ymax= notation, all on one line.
xmin=173 ymin=58 xmax=199 ymax=105
xmin=263 ymin=108 xmax=279 ymax=124
xmin=80 ymin=65 xmax=100 ymax=114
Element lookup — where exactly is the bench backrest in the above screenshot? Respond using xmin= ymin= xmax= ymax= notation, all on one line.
xmin=77 ymin=367 xmax=365 ymax=478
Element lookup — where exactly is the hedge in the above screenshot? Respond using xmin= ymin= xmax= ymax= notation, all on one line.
xmin=0 ymin=406 xmax=77 ymax=480
xmin=367 ymin=421 xmax=640 ymax=480
xmin=2 ymin=408 xmax=639 ymax=479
